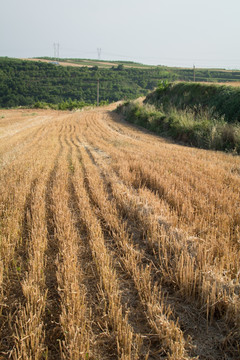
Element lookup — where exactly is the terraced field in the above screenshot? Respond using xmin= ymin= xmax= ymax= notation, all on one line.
xmin=0 ymin=105 xmax=239 ymax=359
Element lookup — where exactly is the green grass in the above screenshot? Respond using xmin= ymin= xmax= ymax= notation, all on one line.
xmin=21 ymin=112 xmax=38 ymax=116
xmin=116 ymin=101 xmax=240 ymax=154
xmin=36 ymin=57 xmax=154 ymax=69
xmin=146 ymin=81 xmax=240 ymax=123
xmin=32 ymin=99 xmax=90 ymax=111
xmin=118 ymin=82 xmax=240 ymax=155
xmin=31 ymin=99 xmax=108 ymax=111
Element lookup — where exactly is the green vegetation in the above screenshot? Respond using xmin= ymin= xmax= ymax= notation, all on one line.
xmin=169 ymin=67 xmax=240 ymax=83
xmin=0 ymin=57 xmax=172 ymax=108
xmin=146 ymin=81 xmax=240 ymax=123
xmin=1 ymin=57 xmax=240 ymax=109
xmin=37 ymin=57 xmax=155 ymax=69
xmin=32 ymin=99 xmax=108 ymax=110
xmin=117 ymin=82 xmax=240 ymax=153
xmin=32 ymin=99 xmax=90 ymax=110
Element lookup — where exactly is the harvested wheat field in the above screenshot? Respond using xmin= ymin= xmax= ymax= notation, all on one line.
xmin=0 ymin=105 xmax=239 ymax=360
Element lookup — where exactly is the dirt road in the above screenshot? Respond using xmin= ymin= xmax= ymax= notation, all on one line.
xmin=0 ymin=105 xmax=239 ymax=359
xmin=20 ymin=58 xmax=153 ymax=69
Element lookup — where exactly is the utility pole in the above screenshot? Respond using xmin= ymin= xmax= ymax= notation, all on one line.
xmin=193 ymin=64 xmax=196 ymax=82
xmin=97 ymin=79 xmax=100 ymax=106
xmin=53 ymin=43 xmax=56 ymax=60
xmin=57 ymin=43 xmax=60 ymax=61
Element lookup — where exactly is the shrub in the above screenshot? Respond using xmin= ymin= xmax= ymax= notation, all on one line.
xmin=117 ymin=101 xmax=240 ymax=154
xmin=146 ymin=82 xmax=240 ymax=123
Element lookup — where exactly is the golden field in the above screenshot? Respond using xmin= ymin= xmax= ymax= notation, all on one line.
xmin=0 ymin=105 xmax=239 ymax=359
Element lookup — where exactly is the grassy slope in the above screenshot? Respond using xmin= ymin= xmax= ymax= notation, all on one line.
xmin=25 ymin=57 xmax=240 ymax=77
xmin=34 ymin=57 xmax=155 ymax=69
xmin=146 ymin=82 xmax=240 ymax=123
xmin=117 ymin=82 xmax=240 ymax=153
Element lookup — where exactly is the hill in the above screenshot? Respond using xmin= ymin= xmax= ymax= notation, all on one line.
xmin=117 ymin=82 xmax=240 ymax=153
xmin=0 ymin=57 xmax=173 ymax=108
xmin=1 ymin=57 xmax=240 ymax=109
xmin=25 ymin=57 xmax=155 ymax=69
xmin=146 ymin=81 xmax=240 ymax=123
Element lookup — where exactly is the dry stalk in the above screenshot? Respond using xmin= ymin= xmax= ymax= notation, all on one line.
xmin=71 ymin=147 xmax=142 ymax=360
xmin=52 ymin=152 xmax=90 ymax=359
xmin=13 ymin=176 xmax=48 ymax=359
xmin=80 ymin=146 xmax=189 ymax=359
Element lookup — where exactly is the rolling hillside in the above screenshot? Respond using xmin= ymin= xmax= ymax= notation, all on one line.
xmin=1 ymin=57 xmax=240 ymax=109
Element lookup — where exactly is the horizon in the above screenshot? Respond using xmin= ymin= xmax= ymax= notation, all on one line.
xmin=3 ymin=55 xmax=240 ymax=71
xmin=1 ymin=0 xmax=240 ymax=70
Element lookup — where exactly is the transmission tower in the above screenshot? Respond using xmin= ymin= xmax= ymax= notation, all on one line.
xmin=53 ymin=43 xmax=60 ymax=61
xmin=97 ymin=48 xmax=101 ymax=60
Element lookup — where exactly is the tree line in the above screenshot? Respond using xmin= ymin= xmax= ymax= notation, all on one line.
xmin=0 ymin=57 xmax=240 ymax=108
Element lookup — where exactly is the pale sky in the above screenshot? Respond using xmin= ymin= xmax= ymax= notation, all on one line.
xmin=1 ymin=0 xmax=240 ymax=69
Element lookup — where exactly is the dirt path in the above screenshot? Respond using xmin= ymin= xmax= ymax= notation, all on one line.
xmin=20 ymin=58 xmax=152 ymax=69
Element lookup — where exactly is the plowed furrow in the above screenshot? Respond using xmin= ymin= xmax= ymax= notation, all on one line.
xmin=70 ymin=143 xmax=144 ymax=360
xmin=44 ymin=142 xmax=64 ymax=359
xmin=13 ymin=173 xmax=49 ymax=359
xmin=50 ymin=144 xmax=90 ymax=359
xmin=1 ymin=106 xmax=240 ymax=360
xmin=85 ymin=141 xmax=239 ymax=293
xmin=64 ymin=136 xmax=118 ymax=359
xmin=68 ymin=136 xmax=125 ymax=359
xmin=79 ymin=175 xmax=162 ymax=357
xmin=0 ymin=177 xmax=39 ymax=357
xmin=0 ymin=124 xmax=48 ymax=169
xmin=20 ymin=178 xmax=38 ymax=269
xmin=84 ymin=143 xmax=238 ymax=360
xmin=78 ymin=143 xmax=191 ymax=359
xmin=83 ymin=115 xmax=240 ymax=247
